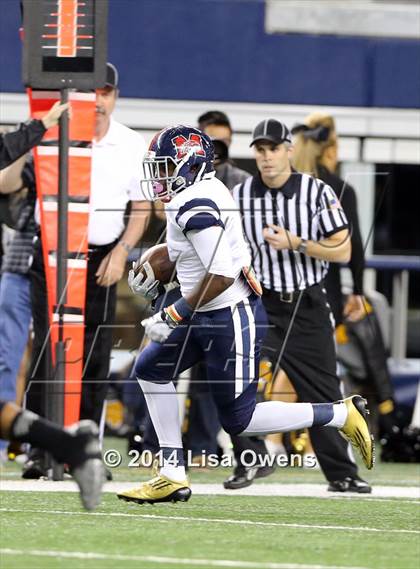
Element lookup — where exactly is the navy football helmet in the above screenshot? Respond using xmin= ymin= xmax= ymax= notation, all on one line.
xmin=141 ymin=125 xmax=215 ymax=202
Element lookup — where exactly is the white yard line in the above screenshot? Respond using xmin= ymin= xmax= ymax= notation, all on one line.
xmin=348 ymin=498 xmax=420 ymax=504
xmin=0 ymin=548 xmax=374 ymax=569
xmin=0 ymin=508 xmax=418 ymax=535
xmin=1 ymin=480 xmax=419 ymax=500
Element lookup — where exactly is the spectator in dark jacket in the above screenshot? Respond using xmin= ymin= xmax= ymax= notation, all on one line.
xmin=0 ymin=101 xmax=67 ymax=457
xmin=0 ymin=101 xmax=68 ymax=170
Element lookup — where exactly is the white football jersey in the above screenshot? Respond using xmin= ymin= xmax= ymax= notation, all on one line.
xmin=165 ymin=176 xmax=251 ymax=311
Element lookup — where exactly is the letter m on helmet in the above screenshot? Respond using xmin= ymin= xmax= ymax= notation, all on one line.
xmin=172 ymin=133 xmax=206 ymax=160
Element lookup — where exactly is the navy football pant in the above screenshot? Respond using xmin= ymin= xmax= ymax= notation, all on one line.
xmin=135 ymin=295 xmax=267 ymax=435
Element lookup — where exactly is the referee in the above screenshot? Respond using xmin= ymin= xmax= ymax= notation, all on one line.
xmin=232 ymin=119 xmax=371 ymax=492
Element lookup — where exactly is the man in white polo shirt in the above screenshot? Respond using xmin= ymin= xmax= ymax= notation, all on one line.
xmin=24 ymin=64 xmax=149 ymax=478
xmin=79 ymin=63 xmax=149 ymax=422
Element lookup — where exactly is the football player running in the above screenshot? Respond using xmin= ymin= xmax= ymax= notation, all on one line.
xmin=117 ymin=126 xmax=374 ymax=505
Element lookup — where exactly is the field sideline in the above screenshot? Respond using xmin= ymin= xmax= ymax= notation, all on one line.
xmin=1 ymin=456 xmax=419 ymax=569
xmin=1 ymin=479 xmax=419 ymax=501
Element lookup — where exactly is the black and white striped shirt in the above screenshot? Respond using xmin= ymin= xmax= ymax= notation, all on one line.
xmin=232 ymin=172 xmax=348 ymax=293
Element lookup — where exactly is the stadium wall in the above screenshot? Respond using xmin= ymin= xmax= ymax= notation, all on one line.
xmin=2 ymin=93 xmax=419 ymax=165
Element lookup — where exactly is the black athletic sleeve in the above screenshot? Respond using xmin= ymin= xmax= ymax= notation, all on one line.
xmin=341 ymin=185 xmax=365 ymax=295
xmin=0 ymin=120 xmax=46 ymax=170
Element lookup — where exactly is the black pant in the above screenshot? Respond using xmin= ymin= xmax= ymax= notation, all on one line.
xmin=27 ymin=240 xmax=117 ymax=425
xmin=260 ymin=284 xmax=358 ymax=482
xmin=230 ymin=434 xmax=269 ymax=473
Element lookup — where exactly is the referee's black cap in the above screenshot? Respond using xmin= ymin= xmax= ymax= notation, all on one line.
xmin=105 ymin=63 xmax=119 ymax=89
xmin=250 ymin=119 xmax=291 ymax=147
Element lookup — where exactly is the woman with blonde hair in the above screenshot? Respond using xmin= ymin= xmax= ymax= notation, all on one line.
xmin=292 ymin=112 xmax=337 ymax=179
xmin=290 ymin=112 xmax=398 ymax=468
xmin=291 ymin=112 xmax=365 ymax=326
xmin=279 ymin=112 xmax=372 ymax=492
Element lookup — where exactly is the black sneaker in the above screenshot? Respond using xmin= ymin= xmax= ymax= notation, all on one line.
xmin=22 ymin=450 xmax=47 ymax=479
xmin=223 ymin=466 xmax=259 ymax=490
xmin=328 ymin=476 xmax=372 ymax=493
xmin=255 ymin=464 xmax=276 ymax=479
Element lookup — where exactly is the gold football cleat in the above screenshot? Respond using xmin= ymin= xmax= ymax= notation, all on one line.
xmin=117 ymin=475 xmax=191 ymax=504
xmin=339 ymin=395 xmax=375 ymax=470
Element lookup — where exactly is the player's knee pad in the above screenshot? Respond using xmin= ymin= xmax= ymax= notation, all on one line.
xmin=217 ymin=383 xmax=257 ymax=436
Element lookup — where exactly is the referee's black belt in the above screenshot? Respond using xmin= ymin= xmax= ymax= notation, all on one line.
xmin=262 ymin=283 xmax=321 ymax=303
xmin=88 ymin=240 xmax=118 ymax=254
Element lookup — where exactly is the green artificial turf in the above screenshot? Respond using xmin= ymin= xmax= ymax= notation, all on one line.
xmin=0 ymin=491 xmax=419 ymax=569
xmin=1 ymin=437 xmax=419 ymax=569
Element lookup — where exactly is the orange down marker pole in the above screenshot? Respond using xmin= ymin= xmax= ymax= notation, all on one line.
xmin=28 ymin=88 xmax=95 ymax=425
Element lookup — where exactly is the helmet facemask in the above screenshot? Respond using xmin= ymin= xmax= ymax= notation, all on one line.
xmin=141 ymin=148 xmax=208 ymax=202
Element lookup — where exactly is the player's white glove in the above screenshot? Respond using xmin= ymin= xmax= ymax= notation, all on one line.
xmin=141 ymin=311 xmax=173 ymax=343
xmin=141 ymin=299 xmax=191 ymax=343
xmin=128 ymin=261 xmax=160 ymax=300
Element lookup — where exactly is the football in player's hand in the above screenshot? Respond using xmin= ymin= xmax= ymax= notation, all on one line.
xmin=132 ymin=244 xmax=176 ymax=284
